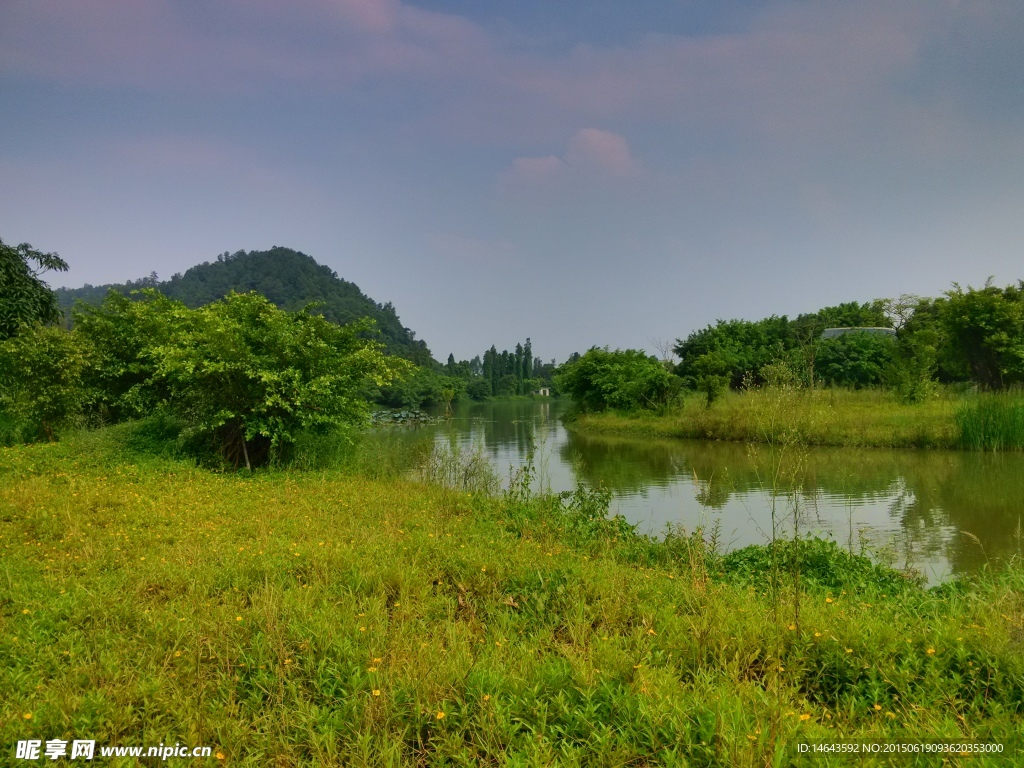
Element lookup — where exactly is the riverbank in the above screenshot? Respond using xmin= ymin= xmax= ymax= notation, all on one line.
xmin=3 ymin=430 xmax=1022 ymax=765
xmin=567 ymin=387 xmax=1024 ymax=450
xmin=481 ymin=393 xmax=556 ymax=403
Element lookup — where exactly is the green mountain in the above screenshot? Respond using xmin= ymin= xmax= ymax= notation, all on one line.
xmin=56 ymin=247 xmax=434 ymax=364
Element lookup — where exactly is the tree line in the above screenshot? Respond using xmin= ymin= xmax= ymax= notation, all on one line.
xmin=375 ymin=339 xmax=559 ymax=410
xmin=7 ymin=234 xmax=1022 ymax=437
xmin=555 ymin=285 xmax=1024 ymax=413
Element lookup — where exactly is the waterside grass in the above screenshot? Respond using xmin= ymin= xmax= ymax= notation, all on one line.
xmin=2 ymin=431 xmax=1024 ymax=765
xmin=956 ymin=393 xmax=1024 ymax=451
xmin=569 ymin=388 xmax=1024 ymax=451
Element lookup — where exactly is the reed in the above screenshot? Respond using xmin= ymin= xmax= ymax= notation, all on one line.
xmin=956 ymin=391 xmax=1024 ymax=451
xmin=571 ymin=386 xmax=961 ymax=449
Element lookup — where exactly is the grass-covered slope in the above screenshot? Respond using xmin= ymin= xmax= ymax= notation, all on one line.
xmin=2 ymin=433 xmax=1023 ymax=765
xmin=56 ymin=247 xmax=434 ymax=364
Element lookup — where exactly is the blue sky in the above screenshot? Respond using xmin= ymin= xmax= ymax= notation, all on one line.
xmin=2 ymin=0 xmax=1023 ymax=363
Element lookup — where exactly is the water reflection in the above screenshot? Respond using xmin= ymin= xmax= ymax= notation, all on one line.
xmin=380 ymin=400 xmax=1024 ymax=583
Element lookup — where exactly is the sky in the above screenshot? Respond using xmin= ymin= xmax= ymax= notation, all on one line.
xmin=2 ymin=0 xmax=1023 ymax=364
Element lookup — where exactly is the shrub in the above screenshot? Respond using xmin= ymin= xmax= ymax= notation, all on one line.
xmin=556 ymin=347 xmax=678 ymax=413
xmin=0 ymin=324 xmax=92 ymax=441
xmin=72 ymin=289 xmax=410 ymax=467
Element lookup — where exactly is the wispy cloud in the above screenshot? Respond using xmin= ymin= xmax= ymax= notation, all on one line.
xmin=498 ymin=128 xmax=638 ymax=198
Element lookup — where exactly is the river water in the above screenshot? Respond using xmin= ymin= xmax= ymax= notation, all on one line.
xmin=381 ymin=400 xmax=1024 ymax=583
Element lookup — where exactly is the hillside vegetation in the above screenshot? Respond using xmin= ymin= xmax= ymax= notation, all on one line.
xmin=56 ymin=247 xmax=434 ymax=364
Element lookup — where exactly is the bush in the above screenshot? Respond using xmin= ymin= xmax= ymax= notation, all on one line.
xmin=375 ymin=366 xmax=465 ymax=409
xmin=72 ymin=289 xmax=409 ymax=467
xmin=555 ymin=347 xmax=678 ymax=413
xmin=0 ymin=324 xmax=92 ymax=441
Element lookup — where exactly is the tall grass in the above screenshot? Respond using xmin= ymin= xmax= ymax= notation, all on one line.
xmin=415 ymin=440 xmax=501 ymax=495
xmin=956 ymin=391 xmax=1024 ymax=451
xmin=572 ymin=386 xmax=961 ymax=449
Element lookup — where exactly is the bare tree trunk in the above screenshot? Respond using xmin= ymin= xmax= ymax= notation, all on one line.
xmin=241 ymin=430 xmax=251 ymax=471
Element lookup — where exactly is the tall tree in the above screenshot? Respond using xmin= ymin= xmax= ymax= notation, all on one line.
xmin=0 ymin=237 xmax=69 ymax=340
xmin=514 ymin=343 xmax=524 ymax=393
xmin=942 ymin=281 xmax=1024 ymax=389
xmin=484 ymin=346 xmax=497 ymax=390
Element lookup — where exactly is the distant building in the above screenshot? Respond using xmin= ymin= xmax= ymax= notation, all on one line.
xmin=533 ymin=387 xmax=551 ymax=396
xmin=820 ymin=327 xmax=896 ymax=340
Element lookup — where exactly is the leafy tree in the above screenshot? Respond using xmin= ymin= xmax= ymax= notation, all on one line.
xmin=126 ymin=290 xmax=408 ymax=467
xmin=466 ymin=377 xmax=492 ymax=400
xmin=675 ymin=316 xmax=793 ymax=389
xmin=941 ymin=281 xmax=1024 ymax=390
xmin=72 ymin=290 xmax=178 ymax=422
xmin=556 ymin=347 xmax=677 ymax=413
xmin=495 ymin=373 xmax=518 ymax=396
xmin=692 ymin=351 xmax=731 ymax=406
xmin=792 ymin=300 xmax=890 ymax=343
xmin=815 ymin=332 xmax=896 ymax=388
xmin=0 ymin=324 xmax=92 ymax=441
xmin=376 ymin=366 xmax=465 ymax=410
xmin=0 ymin=237 xmax=69 ymax=340
xmin=885 ymin=329 xmax=939 ymax=403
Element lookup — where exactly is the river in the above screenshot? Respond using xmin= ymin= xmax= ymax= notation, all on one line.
xmin=378 ymin=399 xmax=1024 ymax=584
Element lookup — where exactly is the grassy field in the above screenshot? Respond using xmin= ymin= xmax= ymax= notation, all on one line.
xmin=569 ymin=388 xmax=1024 ymax=451
xmin=3 ymin=428 xmax=1024 ymax=765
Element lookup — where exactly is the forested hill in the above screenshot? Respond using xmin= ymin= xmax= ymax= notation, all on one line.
xmin=56 ymin=247 xmax=434 ymax=364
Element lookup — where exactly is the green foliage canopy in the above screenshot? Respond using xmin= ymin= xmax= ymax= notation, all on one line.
xmin=72 ymin=290 xmax=176 ymax=422
xmin=63 ymin=290 xmax=409 ymax=465
xmin=674 ymin=302 xmax=896 ymax=391
xmin=941 ymin=281 xmax=1024 ymax=390
xmin=375 ymin=365 xmax=466 ymax=410
xmin=674 ymin=316 xmax=793 ymax=389
xmin=0 ymin=324 xmax=92 ymax=441
xmin=815 ymin=332 xmax=897 ymax=388
xmin=0 ymin=237 xmax=69 ymax=340
xmin=556 ymin=347 xmax=677 ymax=413
xmin=145 ymin=291 xmax=409 ymax=466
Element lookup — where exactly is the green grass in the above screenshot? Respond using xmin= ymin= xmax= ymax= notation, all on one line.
xmin=571 ymin=387 xmax=983 ymax=450
xmin=2 ymin=428 xmax=1024 ymax=765
xmin=956 ymin=392 xmax=1024 ymax=451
